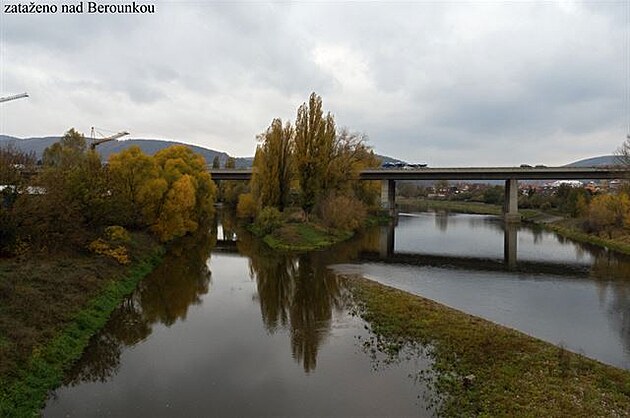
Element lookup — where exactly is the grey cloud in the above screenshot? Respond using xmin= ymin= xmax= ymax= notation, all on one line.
xmin=1 ymin=1 xmax=626 ymax=165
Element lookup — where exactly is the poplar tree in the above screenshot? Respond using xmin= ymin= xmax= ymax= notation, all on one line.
xmin=252 ymin=118 xmax=293 ymax=210
xmin=293 ymin=93 xmax=336 ymax=215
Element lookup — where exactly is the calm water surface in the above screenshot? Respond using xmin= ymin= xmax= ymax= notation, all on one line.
xmin=334 ymin=212 xmax=630 ymax=369
xmin=44 ymin=211 xmax=630 ymax=415
xmin=44 ymin=229 xmax=430 ymax=417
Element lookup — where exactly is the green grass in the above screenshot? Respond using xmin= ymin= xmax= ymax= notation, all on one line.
xmin=398 ymin=198 xmax=504 ymax=216
xmin=263 ymin=223 xmax=354 ymax=251
xmin=0 ymin=238 xmax=164 ymax=416
xmin=547 ymin=223 xmax=630 ymax=256
xmin=347 ymin=277 xmax=630 ymax=416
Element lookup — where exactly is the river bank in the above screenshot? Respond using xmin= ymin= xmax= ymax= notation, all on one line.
xmin=251 ymin=213 xmax=390 ymax=252
xmin=262 ymin=222 xmax=354 ymax=251
xmin=0 ymin=233 xmax=163 ymax=416
xmin=399 ymin=198 xmax=630 ymax=256
xmin=346 ymin=276 xmax=630 ymax=416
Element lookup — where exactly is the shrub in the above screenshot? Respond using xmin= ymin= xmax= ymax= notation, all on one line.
xmin=317 ymin=194 xmax=367 ymax=232
xmin=237 ymin=193 xmax=258 ymax=220
xmin=483 ymin=186 xmax=503 ymax=205
xmin=88 ymin=239 xmax=130 ymax=265
xmin=584 ymin=193 xmax=630 ymax=236
xmin=253 ymin=206 xmax=283 ymax=236
xmin=254 ymin=206 xmax=282 ymax=237
xmin=87 ymin=226 xmax=132 ymax=264
xmin=104 ymin=225 xmax=131 ymax=243
xmin=0 ymin=208 xmax=18 ymax=257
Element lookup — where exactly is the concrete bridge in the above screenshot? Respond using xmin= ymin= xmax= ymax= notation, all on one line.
xmin=208 ymin=166 xmax=627 ymax=222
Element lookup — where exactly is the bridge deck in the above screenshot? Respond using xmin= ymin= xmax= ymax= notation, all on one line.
xmin=209 ymin=167 xmax=627 ymax=181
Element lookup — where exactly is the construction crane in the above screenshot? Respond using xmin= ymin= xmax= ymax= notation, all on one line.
xmin=0 ymin=92 xmax=28 ymax=103
xmin=90 ymin=127 xmax=130 ymax=150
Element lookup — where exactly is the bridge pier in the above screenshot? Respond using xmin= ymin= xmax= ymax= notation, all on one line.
xmin=503 ymin=178 xmax=520 ymax=223
xmin=379 ymin=221 xmax=396 ymax=258
xmin=381 ymin=179 xmax=396 ymax=216
xmin=504 ymin=222 xmax=518 ymax=269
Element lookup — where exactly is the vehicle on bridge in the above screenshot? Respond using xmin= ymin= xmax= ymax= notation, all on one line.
xmin=382 ymin=162 xmax=428 ymax=169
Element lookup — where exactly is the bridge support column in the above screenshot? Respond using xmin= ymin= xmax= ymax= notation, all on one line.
xmin=379 ymin=221 xmax=395 ymax=258
xmin=503 ymin=178 xmax=520 ymax=223
xmin=381 ymin=179 xmax=396 ymax=216
xmin=504 ymin=222 xmax=518 ymax=270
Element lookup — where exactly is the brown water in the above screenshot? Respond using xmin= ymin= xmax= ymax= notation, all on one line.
xmin=44 ymin=211 xmax=630 ymax=416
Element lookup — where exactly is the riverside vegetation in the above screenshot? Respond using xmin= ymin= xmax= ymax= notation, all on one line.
xmin=0 ymin=129 xmax=216 ymax=415
xmin=399 ymin=186 xmax=630 ymax=256
xmin=232 ymin=93 xmax=384 ymax=251
xmin=347 ymin=276 xmax=630 ymax=416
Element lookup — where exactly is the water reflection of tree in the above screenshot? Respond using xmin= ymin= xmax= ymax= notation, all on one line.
xmin=434 ymin=211 xmax=449 ymax=232
xmin=139 ymin=231 xmax=214 ymax=325
xmin=237 ymin=231 xmax=363 ymax=373
xmin=63 ymin=230 xmax=215 ymax=386
xmin=590 ymin=250 xmax=630 ymax=355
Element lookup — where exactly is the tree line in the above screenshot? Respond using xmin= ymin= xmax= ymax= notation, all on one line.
xmin=0 ymin=129 xmax=216 ymax=258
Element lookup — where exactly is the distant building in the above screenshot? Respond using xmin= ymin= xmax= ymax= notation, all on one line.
xmin=545 ymin=180 xmax=583 ymax=189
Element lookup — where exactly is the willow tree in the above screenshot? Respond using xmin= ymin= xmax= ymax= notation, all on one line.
xmin=251 ymin=118 xmax=293 ymax=210
xmin=293 ymin=93 xmax=336 ymax=215
xmin=108 ymin=145 xmax=217 ymax=242
xmin=150 ymin=146 xmax=217 ymax=241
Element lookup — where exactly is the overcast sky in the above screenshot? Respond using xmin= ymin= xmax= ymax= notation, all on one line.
xmin=0 ymin=0 xmax=628 ymax=166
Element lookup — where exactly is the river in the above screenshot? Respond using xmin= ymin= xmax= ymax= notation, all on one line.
xmin=43 ymin=211 xmax=630 ymax=416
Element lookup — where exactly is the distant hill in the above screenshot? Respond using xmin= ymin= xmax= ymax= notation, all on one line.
xmin=0 ymin=135 xmax=252 ymax=168
xmin=565 ymin=155 xmax=619 ymax=167
xmin=0 ymin=134 xmax=400 ymax=169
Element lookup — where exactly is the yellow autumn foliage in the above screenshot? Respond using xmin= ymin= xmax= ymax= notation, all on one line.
xmin=88 ymin=238 xmax=130 ymax=265
xmin=108 ymin=145 xmax=217 ymax=242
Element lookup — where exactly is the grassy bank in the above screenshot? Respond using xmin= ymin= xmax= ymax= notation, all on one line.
xmin=347 ymin=276 xmax=630 ymax=416
xmin=397 ymin=197 xmax=504 ymax=216
xmin=547 ymin=221 xmax=630 ymax=255
xmin=263 ymin=222 xmax=354 ymax=251
xmin=256 ymin=211 xmax=391 ymax=252
xmin=0 ymin=235 xmax=163 ymax=416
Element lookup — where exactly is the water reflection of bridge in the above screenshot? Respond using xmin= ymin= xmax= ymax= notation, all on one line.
xmin=369 ymin=221 xmax=591 ymax=276
xmin=214 ymin=225 xmax=590 ymax=277
xmin=213 ymin=239 xmax=239 ymax=253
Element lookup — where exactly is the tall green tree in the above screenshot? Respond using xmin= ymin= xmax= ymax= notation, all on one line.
xmin=42 ymin=128 xmax=88 ymax=168
xmin=252 ymin=118 xmax=293 ymax=210
xmin=16 ymin=128 xmax=111 ymax=251
xmin=294 ymin=93 xmax=337 ymax=215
